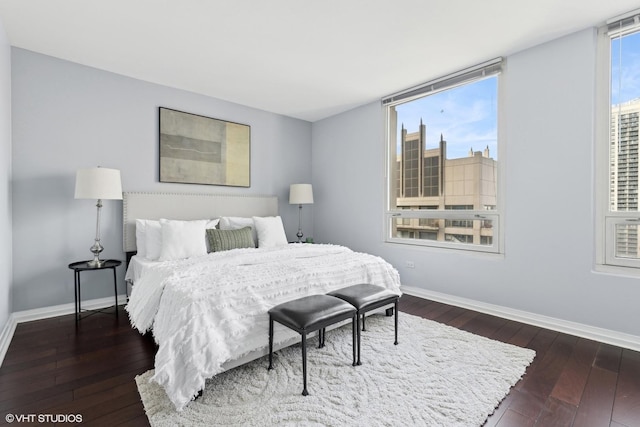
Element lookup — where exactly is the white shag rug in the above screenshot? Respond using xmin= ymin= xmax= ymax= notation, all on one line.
xmin=136 ymin=313 xmax=535 ymax=426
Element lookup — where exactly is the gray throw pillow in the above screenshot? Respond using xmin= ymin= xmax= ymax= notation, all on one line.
xmin=206 ymin=227 xmax=255 ymax=252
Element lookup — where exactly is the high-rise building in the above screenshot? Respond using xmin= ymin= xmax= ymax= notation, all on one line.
xmin=393 ymin=121 xmax=497 ymax=245
xmin=610 ymin=99 xmax=640 ymax=211
xmin=610 ymin=99 xmax=640 ymax=257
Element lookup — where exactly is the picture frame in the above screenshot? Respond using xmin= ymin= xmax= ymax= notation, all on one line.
xmin=159 ymin=107 xmax=251 ymax=187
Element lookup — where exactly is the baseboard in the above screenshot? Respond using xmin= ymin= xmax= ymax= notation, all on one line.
xmin=402 ymin=286 xmax=640 ymax=352
xmin=0 ymin=313 xmax=16 ymax=368
xmin=0 ymin=294 xmax=128 ymax=366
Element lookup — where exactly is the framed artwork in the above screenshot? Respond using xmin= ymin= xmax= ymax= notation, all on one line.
xmin=159 ymin=107 xmax=250 ymax=187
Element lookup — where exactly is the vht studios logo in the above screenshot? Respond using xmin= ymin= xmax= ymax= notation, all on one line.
xmin=5 ymin=413 xmax=83 ymax=423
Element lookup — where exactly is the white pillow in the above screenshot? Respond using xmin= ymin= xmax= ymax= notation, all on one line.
xmin=219 ymin=216 xmax=257 ymax=247
xmin=253 ymin=216 xmax=288 ymax=248
xmin=144 ymin=220 xmax=163 ymax=261
xmin=135 ymin=219 xmax=152 ymax=258
xmin=206 ymin=218 xmax=220 ymax=229
xmin=158 ymin=219 xmax=208 ymax=261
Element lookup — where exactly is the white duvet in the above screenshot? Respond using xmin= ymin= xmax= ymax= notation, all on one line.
xmin=126 ymin=243 xmax=401 ymax=411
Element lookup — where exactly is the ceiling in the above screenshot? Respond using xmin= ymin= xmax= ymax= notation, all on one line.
xmin=0 ymin=1 xmax=639 ymax=122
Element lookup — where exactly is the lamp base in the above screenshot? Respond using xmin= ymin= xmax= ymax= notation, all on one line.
xmin=86 ymin=258 xmax=105 ymax=268
xmin=296 ymin=204 xmax=304 ymax=243
xmin=88 ymin=238 xmax=104 ymax=268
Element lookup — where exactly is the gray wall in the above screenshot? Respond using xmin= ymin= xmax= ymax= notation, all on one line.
xmin=11 ymin=48 xmax=312 ymax=312
xmin=0 ymin=19 xmax=11 ymax=327
xmin=312 ymin=28 xmax=640 ymax=337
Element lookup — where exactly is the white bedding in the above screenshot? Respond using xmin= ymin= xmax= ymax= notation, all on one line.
xmin=125 ymin=243 xmax=401 ymax=411
xmin=124 ymin=254 xmax=157 ymax=284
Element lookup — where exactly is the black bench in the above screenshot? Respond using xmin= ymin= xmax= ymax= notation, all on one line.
xmin=268 ymin=294 xmax=357 ymax=396
xmin=328 ymin=284 xmax=399 ymax=365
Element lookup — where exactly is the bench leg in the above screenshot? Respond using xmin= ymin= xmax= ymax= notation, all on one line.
xmin=385 ymin=307 xmax=394 ymax=317
xmin=301 ymin=332 xmax=308 ymax=396
xmin=318 ymin=328 xmax=325 ymax=349
xmin=394 ymin=299 xmax=399 ymax=345
xmin=356 ymin=311 xmax=362 ymax=365
xmin=362 ymin=313 xmax=366 ymax=331
xmin=268 ymin=317 xmax=274 ymax=370
xmin=352 ymin=315 xmax=358 ymax=366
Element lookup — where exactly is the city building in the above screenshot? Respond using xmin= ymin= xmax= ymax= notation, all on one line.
xmin=610 ymin=98 xmax=640 ymax=256
xmin=610 ymin=98 xmax=640 ymax=211
xmin=393 ymin=121 xmax=497 ymax=245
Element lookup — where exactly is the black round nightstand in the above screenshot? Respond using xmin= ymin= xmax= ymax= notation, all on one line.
xmin=68 ymin=259 xmax=122 ymax=323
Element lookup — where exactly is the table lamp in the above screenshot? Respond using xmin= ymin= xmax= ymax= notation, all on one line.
xmin=289 ymin=184 xmax=314 ymax=243
xmin=75 ymin=167 xmax=123 ymax=267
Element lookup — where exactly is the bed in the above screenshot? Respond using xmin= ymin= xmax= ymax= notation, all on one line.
xmin=123 ymin=192 xmax=402 ymax=411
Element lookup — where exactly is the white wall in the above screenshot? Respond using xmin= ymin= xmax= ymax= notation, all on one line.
xmin=0 ymin=19 xmax=11 ymax=329
xmin=11 ymin=48 xmax=312 ymax=312
xmin=312 ymin=28 xmax=640 ymax=338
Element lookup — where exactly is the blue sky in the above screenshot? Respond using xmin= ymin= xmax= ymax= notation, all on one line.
xmin=611 ymin=31 xmax=640 ymax=105
xmin=395 ymin=76 xmax=498 ymax=160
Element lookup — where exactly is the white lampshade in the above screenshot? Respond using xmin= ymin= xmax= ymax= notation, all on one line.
xmin=289 ymin=184 xmax=314 ymax=204
xmin=75 ymin=167 xmax=123 ymax=200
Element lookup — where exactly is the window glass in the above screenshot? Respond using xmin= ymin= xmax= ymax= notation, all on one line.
xmin=610 ymin=31 xmax=640 ymax=213
xmin=605 ymin=24 xmax=640 ymax=266
xmin=386 ymin=73 xmax=499 ymax=251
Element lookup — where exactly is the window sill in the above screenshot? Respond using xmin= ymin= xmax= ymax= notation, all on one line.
xmin=385 ymin=239 xmax=505 ymax=260
xmin=593 ymin=263 xmax=640 ymax=279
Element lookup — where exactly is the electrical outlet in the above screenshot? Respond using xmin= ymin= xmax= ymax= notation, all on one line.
xmin=405 ymin=261 xmax=415 ymax=269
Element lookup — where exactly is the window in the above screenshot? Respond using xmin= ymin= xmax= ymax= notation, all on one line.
xmin=598 ymin=11 xmax=640 ymax=268
xmin=384 ymin=59 xmax=502 ymax=253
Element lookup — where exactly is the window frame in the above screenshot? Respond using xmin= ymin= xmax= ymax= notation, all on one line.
xmin=596 ymin=11 xmax=640 ymax=270
xmin=383 ymin=60 xmax=505 ymax=254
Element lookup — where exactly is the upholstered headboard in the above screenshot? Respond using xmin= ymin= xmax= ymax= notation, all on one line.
xmin=123 ymin=192 xmax=278 ymax=252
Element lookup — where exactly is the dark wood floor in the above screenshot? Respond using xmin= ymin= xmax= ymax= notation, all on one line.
xmin=0 ymin=306 xmax=155 ymax=426
xmin=1 ymin=295 xmax=638 ymax=426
